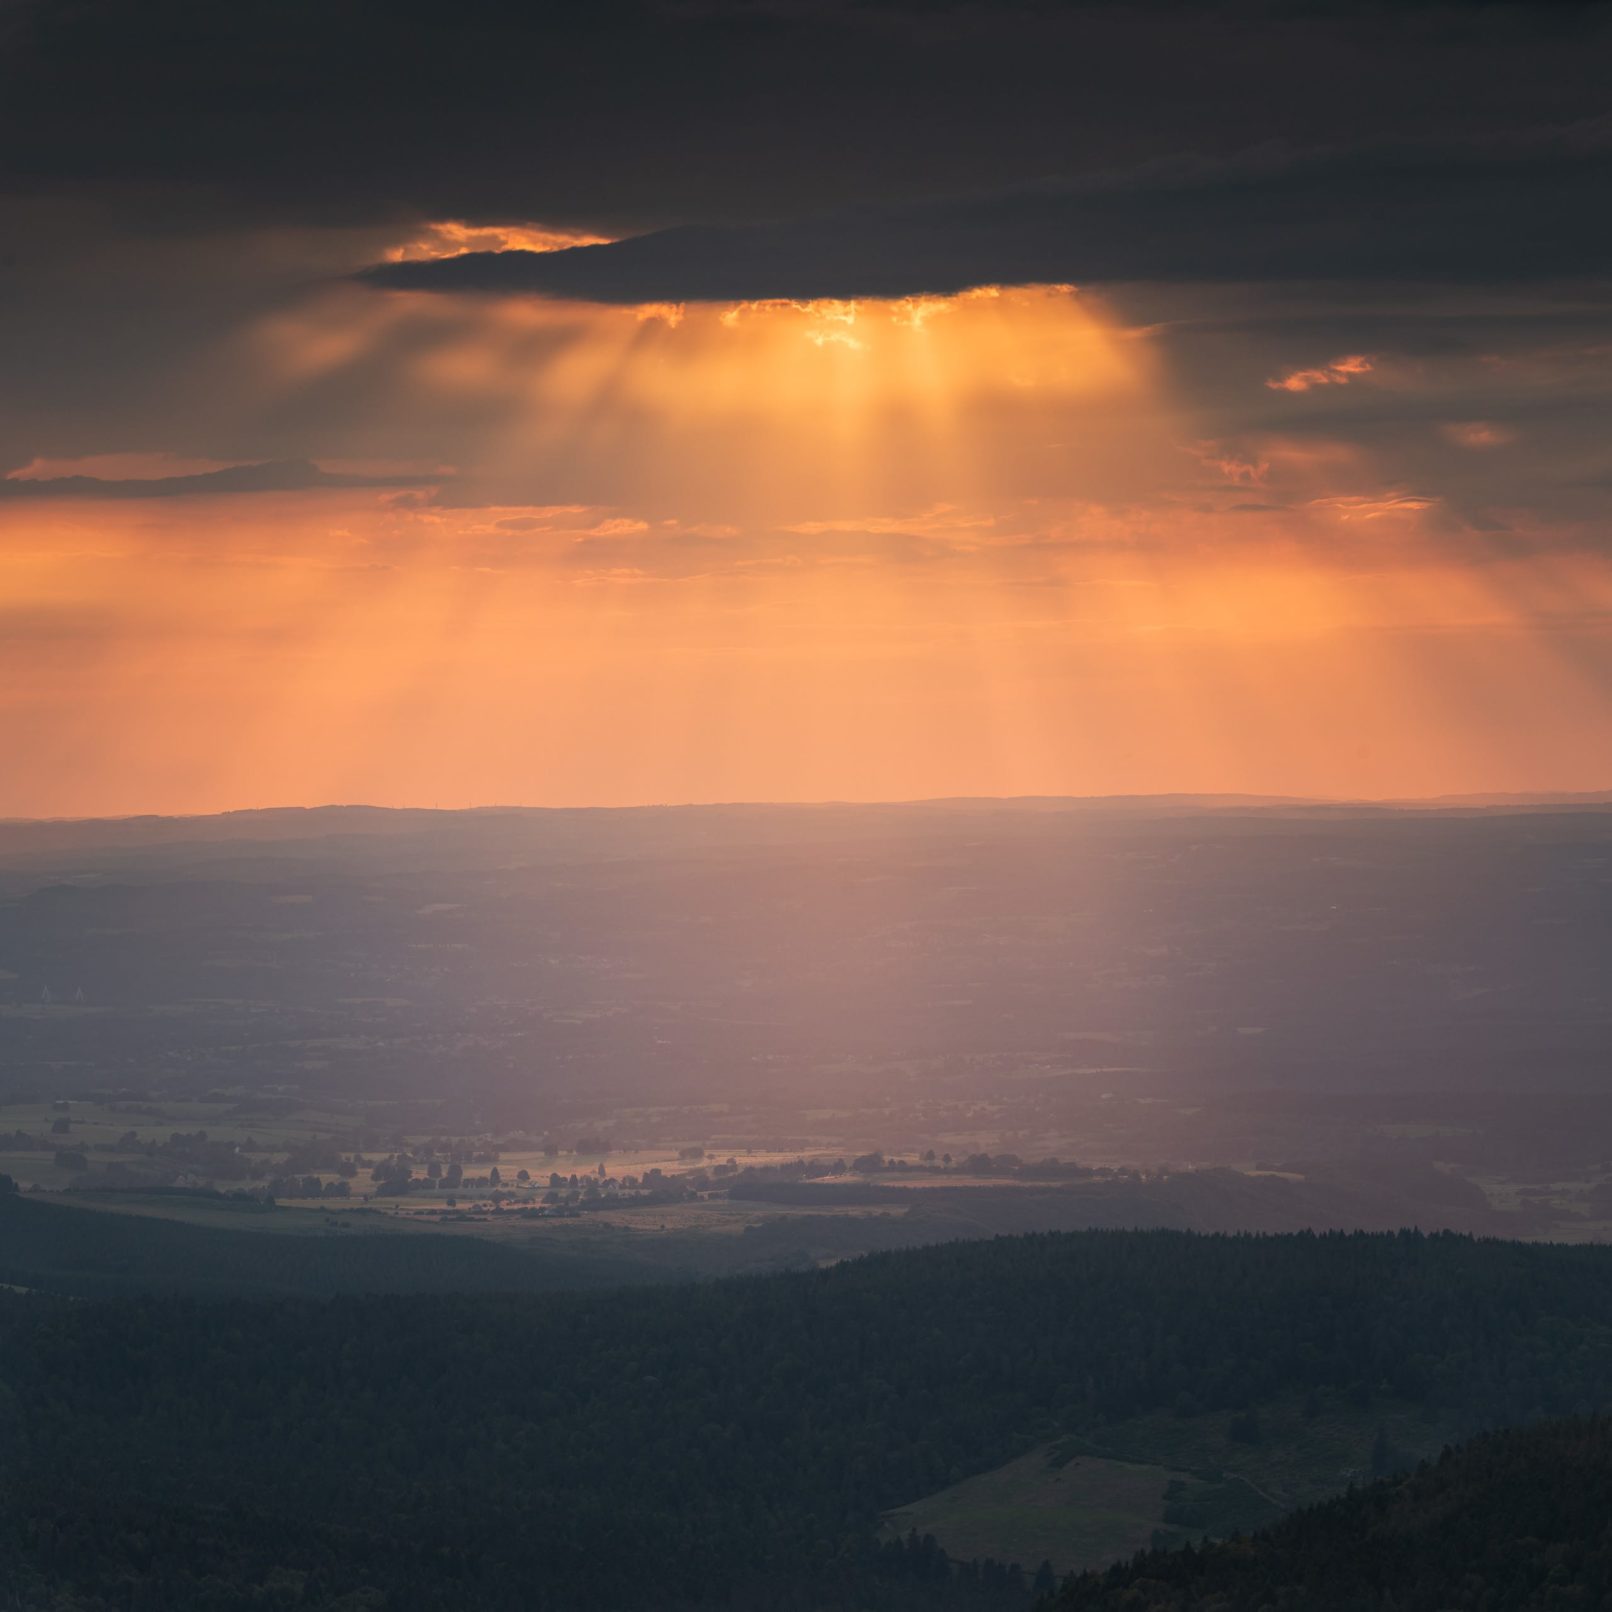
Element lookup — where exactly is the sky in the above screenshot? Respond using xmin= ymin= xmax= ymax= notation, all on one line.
xmin=2 ymin=0 xmax=1611 ymax=816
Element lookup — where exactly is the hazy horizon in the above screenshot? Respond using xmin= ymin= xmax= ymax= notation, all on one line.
xmin=13 ymin=784 xmax=1612 ymax=827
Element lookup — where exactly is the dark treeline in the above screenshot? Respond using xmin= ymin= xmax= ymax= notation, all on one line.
xmin=0 ymin=1193 xmax=675 ymax=1298
xmin=7 ymin=1230 xmax=1612 ymax=1608
xmin=1051 ymin=1415 xmax=1612 ymax=1611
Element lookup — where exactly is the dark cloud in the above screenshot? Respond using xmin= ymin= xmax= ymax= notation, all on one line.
xmin=2 ymin=0 xmax=1609 ymax=525
xmin=0 ymin=459 xmax=432 ymax=500
xmin=360 ymin=134 xmax=1612 ymax=303
xmin=3 ymin=1 xmax=1610 ymax=235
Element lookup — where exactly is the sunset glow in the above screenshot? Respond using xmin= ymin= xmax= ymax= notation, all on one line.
xmin=5 ymin=190 xmax=1610 ymax=816
xmin=6 ymin=263 xmax=1611 ymax=818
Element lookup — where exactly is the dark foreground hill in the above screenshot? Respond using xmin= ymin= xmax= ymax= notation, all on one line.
xmin=7 ymin=1229 xmax=1612 ymax=1610
xmin=1052 ymin=1415 xmax=1612 ymax=1611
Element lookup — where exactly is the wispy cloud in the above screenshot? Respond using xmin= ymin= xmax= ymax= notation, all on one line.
xmin=1267 ymin=355 xmax=1374 ymax=394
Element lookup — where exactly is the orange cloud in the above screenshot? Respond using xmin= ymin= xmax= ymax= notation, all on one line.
xmin=383 ymin=220 xmax=613 ymax=262
xmin=1266 ymin=353 xmax=1374 ymax=393
xmin=1307 ymin=491 xmax=1436 ymax=521
xmin=1192 ymin=443 xmax=1269 ymax=486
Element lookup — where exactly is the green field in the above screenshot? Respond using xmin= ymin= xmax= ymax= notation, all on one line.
xmin=884 ymin=1391 xmax=1460 ymax=1573
xmin=885 ymin=1448 xmax=1206 ymax=1572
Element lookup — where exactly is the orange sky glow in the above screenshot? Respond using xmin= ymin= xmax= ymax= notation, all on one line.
xmin=5 ymin=276 xmax=1611 ymax=816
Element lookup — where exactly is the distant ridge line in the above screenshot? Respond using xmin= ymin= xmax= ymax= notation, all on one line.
xmin=8 ymin=786 xmax=1612 ymax=831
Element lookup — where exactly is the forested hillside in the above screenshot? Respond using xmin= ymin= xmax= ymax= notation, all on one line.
xmin=7 ymin=1230 xmax=1612 ymax=1608
xmin=1052 ymin=1415 xmax=1612 ymax=1611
